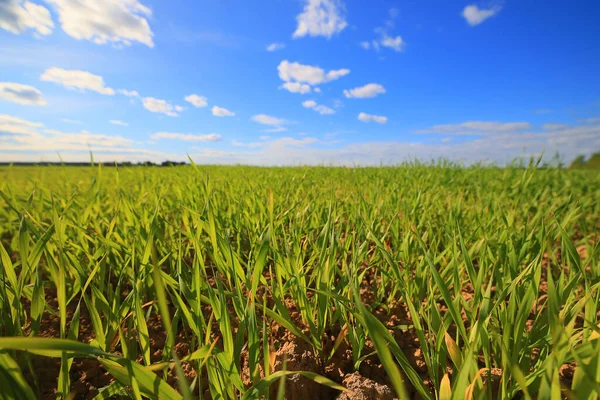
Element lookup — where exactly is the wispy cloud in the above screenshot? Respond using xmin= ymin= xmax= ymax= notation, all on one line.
xmin=150 ymin=132 xmax=222 ymax=142
xmin=462 ymin=4 xmax=502 ymax=26
xmin=0 ymin=82 xmax=46 ymax=105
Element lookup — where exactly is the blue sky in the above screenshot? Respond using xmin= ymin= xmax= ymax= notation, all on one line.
xmin=1 ymin=0 xmax=599 ymax=165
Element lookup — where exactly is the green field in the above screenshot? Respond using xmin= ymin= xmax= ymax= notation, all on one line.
xmin=1 ymin=164 xmax=599 ymax=399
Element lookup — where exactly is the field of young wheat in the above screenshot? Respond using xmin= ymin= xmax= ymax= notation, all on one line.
xmin=0 ymin=162 xmax=599 ymax=400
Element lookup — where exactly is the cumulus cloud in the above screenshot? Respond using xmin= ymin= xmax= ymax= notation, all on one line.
xmin=281 ymin=82 xmax=312 ymax=94
xmin=212 ymin=106 xmax=235 ymax=117
xmin=380 ymin=35 xmax=404 ymax=51
xmin=343 ymin=83 xmax=386 ymax=99
xmin=118 ymin=89 xmax=140 ymax=97
xmin=266 ymin=42 xmax=285 ymax=51
xmin=417 ymin=121 xmax=532 ymax=135
xmin=314 ymin=105 xmax=335 ymax=115
xmin=142 ymin=97 xmax=181 ymax=117
xmin=462 ymin=4 xmax=501 ymax=26
xmin=0 ymin=82 xmax=46 ymax=105
xmin=278 ymin=60 xmax=350 ymax=86
xmin=150 ymin=132 xmax=222 ymax=142
xmin=302 ymin=100 xmax=335 ymax=115
xmin=358 ymin=112 xmax=388 ymax=124
xmin=293 ymin=0 xmax=347 ymax=39
xmin=0 ymin=0 xmax=54 ymax=36
xmin=109 ymin=119 xmax=128 ymax=126
xmin=185 ymin=94 xmax=208 ymax=108
xmin=41 ymin=68 xmax=115 ymax=95
xmin=44 ymin=0 xmax=154 ymax=47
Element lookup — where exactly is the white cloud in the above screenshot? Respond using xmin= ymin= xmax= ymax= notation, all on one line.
xmin=3 ymin=114 xmax=598 ymax=166
xmin=314 ymin=105 xmax=335 ymax=115
xmin=44 ymin=0 xmax=154 ymax=47
xmin=259 ymin=135 xmax=271 ymax=140
xmin=462 ymin=5 xmax=501 ymax=26
xmin=0 ymin=82 xmax=46 ymax=105
xmin=118 ymin=89 xmax=140 ymax=97
xmin=580 ymin=117 xmax=600 ymax=124
xmin=358 ymin=112 xmax=388 ymax=124
xmin=189 ymin=124 xmax=600 ymax=166
xmin=380 ymin=34 xmax=404 ymax=51
xmin=302 ymin=100 xmax=335 ymax=115
xmin=314 ymin=87 xmax=321 ymax=93
xmin=281 ymin=82 xmax=312 ymax=94
xmin=293 ymin=0 xmax=347 ymax=39
xmin=278 ymin=60 xmax=350 ymax=85
xmin=0 ymin=114 xmax=43 ymax=135
xmin=362 ymin=9 xmax=404 ymax=53
xmin=40 ymin=67 xmax=115 ymax=95
xmin=150 ymin=132 xmax=222 ymax=142
xmin=185 ymin=94 xmax=208 ymax=108
xmin=175 ymin=105 xmax=184 ymax=112
xmin=0 ymin=0 xmax=53 ymax=36
xmin=109 ymin=119 xmax=128 ymax=126
xmin=212 ymin=105 xmax=235 ymax=117
xmin=251 ymin=114 xmax=287 ymax=126
xmin=542 ymin=123 xmax=569 ymax=131
xmin=251 ymin=114 xmax=289 ymax=132
xmin=265 ymin=126 xmax=288 ymax=133
xmin=266 ymin=42 xmax=285 ymax=51
xmin=142 ymin=97 xmax=181 ymax=117
xmin=0 ymin=114 xmax=162 ymax=158
xmin=343 ymin=83 xmax=386 ymax=99
xmin=232 ymin=139 xmax=263 ymax=148
xmin=417 ymin=121 xmax=532 ymax=135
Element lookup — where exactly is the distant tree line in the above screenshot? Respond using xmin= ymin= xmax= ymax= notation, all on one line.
xmin=569 ymin=152 xmax=600 ymax=169
xmin=0 ymin=161 xmax=187 ymax=167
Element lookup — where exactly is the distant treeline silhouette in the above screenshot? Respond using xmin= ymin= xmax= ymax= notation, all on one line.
xmin=0 ymin=161 xmax=187 ymax=167
xmin=1 ymin=153 xmax=599 ymax=168
xmin=569 ymin=152 xmax=600 ymax=169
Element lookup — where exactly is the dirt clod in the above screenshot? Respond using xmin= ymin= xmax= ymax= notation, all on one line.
xmin=337 ymin=373 xmax=396 ymax=400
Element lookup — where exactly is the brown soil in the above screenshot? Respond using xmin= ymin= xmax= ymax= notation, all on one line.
xmin=336 ymin=373 xmax=395 ymax=400
xmin=14 ymin=238 xmax=597 ymax=399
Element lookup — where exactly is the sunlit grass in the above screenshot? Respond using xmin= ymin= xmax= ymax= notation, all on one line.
xmin=0 ymin=162 xmax=599 ymax=399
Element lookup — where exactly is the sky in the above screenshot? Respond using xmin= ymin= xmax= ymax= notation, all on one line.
xmin=1 ymin=0 xmax=599 ymax=165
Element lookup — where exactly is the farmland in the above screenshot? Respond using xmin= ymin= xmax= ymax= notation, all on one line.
xmin=0 ymin=163 xmax=599 ymax=400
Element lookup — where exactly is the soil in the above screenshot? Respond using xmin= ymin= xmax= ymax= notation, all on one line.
xmin=11 ymin=238 xmax=597 ymax=399
xmin=336 ymin=373 xmax=395 ymax=400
